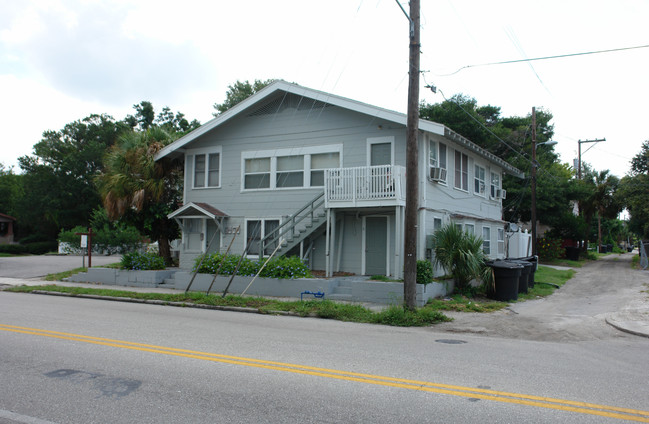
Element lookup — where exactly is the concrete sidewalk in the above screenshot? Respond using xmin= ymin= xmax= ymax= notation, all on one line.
xmin=2 ymin=265 xmax=649 ymax=338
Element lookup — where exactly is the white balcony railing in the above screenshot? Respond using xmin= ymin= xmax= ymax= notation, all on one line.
xmin=324 ymin=165 xmax=406 ymax=207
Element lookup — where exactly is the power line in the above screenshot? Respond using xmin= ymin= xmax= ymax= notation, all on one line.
xmin=435 ymin=44 xmax=649 ymax=76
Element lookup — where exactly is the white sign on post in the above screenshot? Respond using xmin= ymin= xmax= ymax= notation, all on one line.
xmin=80 ymin=235 xmax=88 ymax=248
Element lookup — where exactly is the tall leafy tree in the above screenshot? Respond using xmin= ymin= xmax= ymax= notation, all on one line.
xmin=581 ymin=170 xmax=621 ymax=249
xmin=0 ymin=164 xmax=23 ymax=219
xmin=16 ymin=114 xmax=127 ymax=240
xmin=619 ymin=143 xmax=649 ymax=239
xmin=96 ymin=127 xmax=182 ymax=264
xmin=212 ymin=79 xmax=276 ymax=116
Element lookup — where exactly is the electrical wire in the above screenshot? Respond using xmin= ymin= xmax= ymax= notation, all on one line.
xmin=434 ymin=44 xmax=649 ymax=77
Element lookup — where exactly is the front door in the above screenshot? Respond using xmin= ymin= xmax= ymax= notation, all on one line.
xmin=365 ymin=217 xmax=387 ymax=275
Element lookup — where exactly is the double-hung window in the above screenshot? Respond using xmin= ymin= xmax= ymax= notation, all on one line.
xmin=246 ymin=218 xmax=280 ymax=256
xmin=310 ymin=152 xmax=340 ymax=187
xmin=244 ymin=158 xmax=271 ymax=189
xmin=242 ymin=145 xmax=342 ymax=190
xmin=276 ymin=155 xmax=304 ymax=188
xmin=482 ymin=226 xmax=491 ymax=255
xmin=497 ymin=228 xmax=505 ymax=255
xmin=454 ymin=151 xmax=468 ymax=191
xmin=191 ymin=148 xmax=221 ymax=188
xmin=474 ymin=165 xmax=486 ymax=196
xmin=429 ymin=140 xmax=447 ymax=182
xmin=465 ymin=223 xmax=475 ymax=235
xmin=490 ymin=172 xmax=501 ymax=198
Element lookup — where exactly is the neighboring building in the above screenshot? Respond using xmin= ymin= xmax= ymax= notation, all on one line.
xmin=156 ymin=81 xmax=523 ymax=278
xmin=0 ymin=213 xmax=16 ymax=245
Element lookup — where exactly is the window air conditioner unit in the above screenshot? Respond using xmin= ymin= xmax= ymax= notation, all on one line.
xmin=497 ymin=189 xmax=507 ymax=200
xmin=429 ymin=167 xmax=447 ymax=182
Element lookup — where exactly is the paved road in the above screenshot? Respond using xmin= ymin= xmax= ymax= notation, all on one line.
xmin=1 ymin=292 xmax=648 ymax=423
xmin=0 ymin=255 xmax=121 ymax=278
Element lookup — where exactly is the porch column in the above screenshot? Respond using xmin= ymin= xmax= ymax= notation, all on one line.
xmin=325 ymin=209 xmax=331 ymax=277
xmin=395 ymin=206 xmax=401 ymax=279
xmin=329 ymin=209 xmax=336 ymax=277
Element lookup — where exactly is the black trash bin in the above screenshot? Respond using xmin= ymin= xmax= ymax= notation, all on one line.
xmin=486 ymin=260 xmax=523 ymax=301
xmin=509 ymin=260 xmax=533 ymax=294
xmin=565 ymin=246 xmax=576 ymax=261
xmin=516 ymin=256 xmax=538 ymax=288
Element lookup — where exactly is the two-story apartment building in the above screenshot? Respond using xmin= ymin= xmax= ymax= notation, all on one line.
xmin=155 ymin=81 xmax=523 ymax=279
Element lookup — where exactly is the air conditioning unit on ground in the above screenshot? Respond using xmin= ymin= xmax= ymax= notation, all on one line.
xmin=429 ymin=167 xmax=447 ymax=182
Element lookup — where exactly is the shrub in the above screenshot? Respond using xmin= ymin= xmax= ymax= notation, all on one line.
xmin=121 ymin=251 xmax=166 ymax=270
xmin=25 ymin=241 xmax=58 ymax=255
xmin=416 ymin=259 xmax=433 ymax=285
xmin=431 ymin=223 xmax=486 ymax=292
xmin=0 ymin=244 xmax=27 ymax=254
xmin=193 ymin=254 xmax=310 ymax=279
xmin=537 ymin=237 xmax=563 ymax=261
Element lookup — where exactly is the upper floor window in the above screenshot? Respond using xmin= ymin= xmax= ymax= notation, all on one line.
xmin=189 ymin=148 xmax=221 ymax=189
xmin=454 ymin=151 xmax=468 ymax=191
xmin=474 ymin=165 xmax=486 ymax=196
xmin=429 ymin=140 xmax=447 ymax=183
xmin=242 ymin=145 xmax=342 ymax=191
xmin=490 ymin=172 xmax=501 ymax=198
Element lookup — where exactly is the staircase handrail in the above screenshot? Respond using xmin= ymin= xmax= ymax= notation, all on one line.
xmin=259 ymin=191 xmax=325 ymax=258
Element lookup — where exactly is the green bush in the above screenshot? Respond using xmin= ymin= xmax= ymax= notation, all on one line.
xmin=416 ymin=259 xmax=433 ymax=285
xmin=58 ymin=218 xmax=142 ymax=255
xmin=193 ymin=254 xmax=310 ymax=279
xmin=432 ymin=223 xmax=486 ymax=292
xmin=537 ymin=237 xmax=563 ymax=261
xmin=25 ymin=241 xmax=58 ymax=255
xmin=121 ymin=251 xmax=166 ymax=270
xmin=0 ymin=244 xmax=27 ymax=254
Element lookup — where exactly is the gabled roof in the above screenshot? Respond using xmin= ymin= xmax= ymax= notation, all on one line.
xmin=168 ymin=202 xmax=227 ymax=220
xmin=0 ymin=212 xmax=16 ymax=221
xmin=155 ymin=80 xmax=522 ymax=177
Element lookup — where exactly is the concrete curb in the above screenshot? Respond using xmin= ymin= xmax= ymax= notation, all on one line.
xmin=605 ymin=312 xmax=649 ymax=339
xmin=27 ymin=290 xmax=298 ymax=317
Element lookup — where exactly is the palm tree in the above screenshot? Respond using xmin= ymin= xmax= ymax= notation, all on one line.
xmin=96 ymin=127 xmax=182 ymax=265
xmin=432 ymin=223 xmax=486 ymax=292
xmin=582 ymin=170 xmax=621 ymax=252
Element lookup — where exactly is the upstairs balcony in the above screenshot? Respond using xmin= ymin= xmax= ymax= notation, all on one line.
xmin=324 ymin=165 xmax=406 ymax=208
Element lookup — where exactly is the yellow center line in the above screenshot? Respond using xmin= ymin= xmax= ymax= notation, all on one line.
xmin=2 ymin=324 xmax=648 ymax=422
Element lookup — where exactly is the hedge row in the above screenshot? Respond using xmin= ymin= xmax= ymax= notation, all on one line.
xmin=0 ymin=241 xmax=59 ymax=255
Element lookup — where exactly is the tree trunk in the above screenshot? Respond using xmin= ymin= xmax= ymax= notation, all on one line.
xmin=157 ymin=234 xmax=173 ymax=267
xmin=597 ymin=212 xmax=602 ymax=253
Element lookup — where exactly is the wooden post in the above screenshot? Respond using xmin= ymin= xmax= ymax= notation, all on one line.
xmin=403 ymin=0 xmax=420 ymax=310
xmin=75 ymin=227 xmax=95 ymax=268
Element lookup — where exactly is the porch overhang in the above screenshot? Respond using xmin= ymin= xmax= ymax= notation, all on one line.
xmin=168 ymin=202 xmax=228 ymax=221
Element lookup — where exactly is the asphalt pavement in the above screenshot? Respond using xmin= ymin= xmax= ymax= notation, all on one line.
xmin=1 ymin=253 xmax=648 ymax=338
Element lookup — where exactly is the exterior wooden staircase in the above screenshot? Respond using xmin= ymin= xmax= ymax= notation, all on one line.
xmin=258 ymin=192 xmax=326 ymax=259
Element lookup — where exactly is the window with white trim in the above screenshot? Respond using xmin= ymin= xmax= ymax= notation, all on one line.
xmin=474 ymin=164 xmax=486 ymax=196
xmin=497 ymin=228 xmax=505 ymax=255
xmin=310 ymin=152 xmax=340 ymax=187
xmin=433 ymin=217 xmax=443 ymax=232
xmin=246 ymin=218 xmax=280 ymax=256
xmin=482 ymin=226 xmax=491 ymax=255
xmin=454 ymin=151 xmax=468 ymax=191
xmin=490 ymin=172 xmax=501 ymax=198
xmin=242 ymin=145 xmax=341 ymax=190
xmin=276 ymin=155 xmax=304 ymax=188
xmin=244 ymin=157 xmax=271 ymax=189
xmin=465 ymin=223 xmax=475 ymax=235
xmin=191 ymin=149 xmax=221 ymax=188
xmin=429 ymin=140 xmax=447 ymax=183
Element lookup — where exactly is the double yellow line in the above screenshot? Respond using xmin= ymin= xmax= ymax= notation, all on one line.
xmin=2 ymin=323 xmax=648 ymax=422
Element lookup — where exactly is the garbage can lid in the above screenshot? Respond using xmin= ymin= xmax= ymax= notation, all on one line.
xmin=487 ymin=260 xmax=524 ymax=269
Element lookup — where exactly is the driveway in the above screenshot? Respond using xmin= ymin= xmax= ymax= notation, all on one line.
xmin=0 ymin=255 xmax=121 ymax=279
xmin=434 ymin=253 xmax=649 ymax=341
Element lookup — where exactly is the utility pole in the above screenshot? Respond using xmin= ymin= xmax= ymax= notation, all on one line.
xmin=530 ymin=108 xmax=537 ymax=257
xmin=398 ymin=0 xmax=420 ymax=310
xmin=577 ymin=138 xmax=606 ymax=179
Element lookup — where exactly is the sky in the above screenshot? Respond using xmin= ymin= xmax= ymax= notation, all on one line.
xmin=1 ymin=0 xmax=647 ymax=179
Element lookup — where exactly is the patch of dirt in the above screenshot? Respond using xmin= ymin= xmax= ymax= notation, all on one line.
xmin=432 ymin=254 xmax=649 ymax=342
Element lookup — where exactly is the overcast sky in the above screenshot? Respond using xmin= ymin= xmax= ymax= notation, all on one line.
xmin=1 ymin=0 xmax=647 ymax=178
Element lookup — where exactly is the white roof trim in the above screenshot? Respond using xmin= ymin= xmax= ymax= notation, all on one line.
xmin=168 ymin=202 xmax=224 ymax=220
xmin=155 ymin=80 xmax=521 ymax=177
